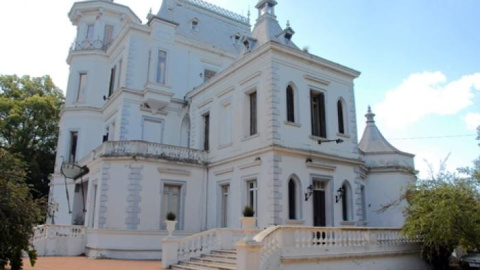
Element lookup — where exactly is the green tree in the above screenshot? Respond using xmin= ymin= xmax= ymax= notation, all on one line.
xmin=0 ymin=149 xmax=43 ymax=270
xmin=403 ymin=156 xmax=480 ymax=268
xmin=0 ymin=75 xmax=64 ymax=198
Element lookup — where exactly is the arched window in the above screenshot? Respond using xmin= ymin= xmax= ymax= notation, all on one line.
xmin=288 ymin=179 xmax=296 ymax=219
xmin=180 ymin=115 xmax=190 ymax=148
xmin=337 ymin=100 xmax=345 ymax=134
xmin=341 ymin=181 xmax=353 ymax=221
xmin=286 ymin=86 xmax=295 ymax=122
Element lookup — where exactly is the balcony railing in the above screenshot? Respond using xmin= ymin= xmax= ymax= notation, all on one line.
xmin=77 ymin=140 xmax=207 ymax=166
xmin=70 ymin=39 xmax=113 ymax=52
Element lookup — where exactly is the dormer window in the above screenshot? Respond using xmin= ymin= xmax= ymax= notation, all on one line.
xmin=191 ymin=19 xmax=199 ymax=31
xmin=232 ymin=33 xmax=241 ymax=45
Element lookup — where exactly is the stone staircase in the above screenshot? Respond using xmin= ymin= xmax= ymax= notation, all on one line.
xmin=171 ymin=249 xmax=237 ymax=270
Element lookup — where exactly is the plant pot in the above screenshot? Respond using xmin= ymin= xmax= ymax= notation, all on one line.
xmin=165 ymin=220 xmax=177 ymax=238
xmin=240 ymin=217 xmax=256 ymax=241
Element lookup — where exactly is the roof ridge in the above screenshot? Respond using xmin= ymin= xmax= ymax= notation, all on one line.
xmin=185 ymin=0 xmax=249 ymax=24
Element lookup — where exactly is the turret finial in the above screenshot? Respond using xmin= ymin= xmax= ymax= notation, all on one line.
xmin=365 ymin=106 xmax=376 ymax=124
xmin=286 ymin=20 xmax=290 ymax=28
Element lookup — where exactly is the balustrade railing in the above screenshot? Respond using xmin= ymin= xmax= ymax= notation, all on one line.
xmin=70 ymin=39 xmax=113 ymax=51
xmin=32 ymin=225 xmax=86 ymax=256
xmin=76 ymin=140 xmax=207 ymax=166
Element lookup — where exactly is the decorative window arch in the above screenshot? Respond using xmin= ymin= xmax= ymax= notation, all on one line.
xmin=180 ymin=114 xmax=190 ymax=148
xmin=286 ymin=85 xmax=295 ymax=123
xmin=337 ymin=98 xmax=347 ymax=134
xmin=341 ymin=180 xmax=353 ymax=221
xmin=191 ymin=18 xmax=199 ymax=31
xmin=288 ymin=175 xmax=302 ymax=220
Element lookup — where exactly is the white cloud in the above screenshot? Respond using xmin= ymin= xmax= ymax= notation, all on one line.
xmin=375 ymin=71 xmax=480 ymax=129
xmin=464 ymin=113 xmax=480 ymax=131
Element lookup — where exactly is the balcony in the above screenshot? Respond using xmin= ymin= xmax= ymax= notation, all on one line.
xmin=77 ymin=140 xmax=207 ymax=166
xmin=70 ymin=38 xmax=113 ymax=52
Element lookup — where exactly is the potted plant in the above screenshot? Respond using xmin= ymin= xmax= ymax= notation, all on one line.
xmin=240 ymin=206 xmax=256 ymax=230
xmin=165 ymin=212 xmax=177 ymax=237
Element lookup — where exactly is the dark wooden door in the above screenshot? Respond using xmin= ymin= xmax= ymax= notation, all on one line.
xmin=313 ymin=190 xmax=326 ymax=226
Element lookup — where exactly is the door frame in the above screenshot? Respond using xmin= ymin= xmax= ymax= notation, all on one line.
xmin=310 ymin=176 xmax=333 ymax=226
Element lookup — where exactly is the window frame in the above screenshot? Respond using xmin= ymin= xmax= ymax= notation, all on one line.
xmin=156 ymin=50 xmax=167 ymax=84
xmin=160 ymin=180 xmax=186 ymax=230
xmin=246 ymin=179 xmax=258 ymax=216
xmin=69 ymin=131 xmax=79 ymax=163
xmin=310 ymin=90 xmax=327 ymax=138
xmin=337 ymin=99 xmax=346 ymax=134
xmin=76 ymin=73 xmax=87 ymax=103
xmin=203 ymin=112 xmax=210 ymax=151
xmin=286 ymin=85 xmax=295 ymax=123
xmin=249 ymin=91 xmax=257 ymax=136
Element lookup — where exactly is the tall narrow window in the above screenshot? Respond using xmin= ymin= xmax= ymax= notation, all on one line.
xmin=286 ymin=86 xmax=295 ymax=122
xmin=247 ymin=180 xmax=258 ymax=216
xmin=104 ymin=25 xmax=114 ymax=48
xmin=249 ymin=92 xmax=257 ymax=136
xmin=221 ymin=184 xmax=229 ymax=227
xmin=76 ymin=73 xmax=87 ymax=103
xmin=69 ymin=131 xmax=78 ymax=163
xmin=156 ymin=50 xmax=167 ymax=84
xmin=288 ymin=179 xmax=296 ymax=219
xmin=203 ymin=113 xmax=210 ymax=151
xmin=86 ymin=24 xmax=95 ymax=41
xmin=108 ymin=66 xmax=116 ymax=97
xmin=342 ymin=183 xmax=348 ymax=221
xmin=311 ymin=91 xmax=326 ymax=137
xmin=337 ymin=100 xmax=345 ymax=134
xmin=162 ymin=184 xmax=181 ymax=229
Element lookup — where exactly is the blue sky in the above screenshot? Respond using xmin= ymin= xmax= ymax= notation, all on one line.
xmin=0 ymin=0 xmax=478 ymax=177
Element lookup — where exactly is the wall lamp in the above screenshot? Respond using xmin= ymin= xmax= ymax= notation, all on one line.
xmin=304 ymin=184 xmax=314 ymax=201
xmin=318 ymin=138 xmax=344 ymax=145
xmin=335 ymin=187 xmax=345 ymax=203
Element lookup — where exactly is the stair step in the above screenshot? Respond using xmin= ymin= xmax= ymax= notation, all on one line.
xmin=211 ymin=249 xmax=236 ymax=256
xmin=172 ymin=264 xmax=213 ymax=270
xmin=185 ymin=260 xmax=236 ymax=270
xmin=201 ymin=254 xmax=236 ymax=261
xmin=193 ymin=256 xmax=236 ymax=265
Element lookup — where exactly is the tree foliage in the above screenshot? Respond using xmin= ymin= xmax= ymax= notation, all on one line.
xmin=0 ymin=149 xmax=43 ymax=270
xmin=0 ymin=75 xmax=64 ymax=198
xmin=402 ymin=133 xmax=480 ymax=269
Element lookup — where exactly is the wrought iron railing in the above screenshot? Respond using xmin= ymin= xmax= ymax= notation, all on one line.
xmin=70 ymin=39 xmax=113 ymax=52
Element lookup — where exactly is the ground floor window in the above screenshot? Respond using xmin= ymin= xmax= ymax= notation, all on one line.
xmin=162 ymin=184 xmax=182 ymax=229
xmin=247 ymin=180 xmax=258 ymax=216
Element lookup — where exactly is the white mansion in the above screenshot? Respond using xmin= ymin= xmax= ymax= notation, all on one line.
xmin=43 ymin=0 xmax=423 ymax=267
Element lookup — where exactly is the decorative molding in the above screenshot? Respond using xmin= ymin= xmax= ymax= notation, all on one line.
xmin=306 ymin=161 xmax=336 ymax=171
xmin=216 ymin=86 xmax=234 ymax=98
xmin=239 ymin=71 xmax=262 ymax=86
xmin=238 ymin=160 xmax=262 ymax=170
xmin=158 ymin=168 xmax=191 ymax=176
xmin=196 ymin=98 xmax=213 ymax=109
xmin=304 ymin=74 xmax=330 ymax=86
xmin=213 ymin=167 xmax=234 ymax=176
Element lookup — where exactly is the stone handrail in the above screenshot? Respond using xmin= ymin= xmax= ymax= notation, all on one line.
xmin=77 ymin=140 xmax=207 ymax=166
xmin=241 ymin=226 xmax=420 ymax=270
xmin=32 ymin=225 xmax=85 ymax=241
xmin=162 ymin=228 xmax=260 ymax=268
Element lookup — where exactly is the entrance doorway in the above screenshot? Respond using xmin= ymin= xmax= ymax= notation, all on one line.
xmin=312 ymin=181 xmax=327 ymax=227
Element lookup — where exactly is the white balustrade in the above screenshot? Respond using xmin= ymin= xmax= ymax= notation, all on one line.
xmin=31 ymin=225 xmax=86 ymax=256
xmin=76 ymin=140 xmax=207 ymax=167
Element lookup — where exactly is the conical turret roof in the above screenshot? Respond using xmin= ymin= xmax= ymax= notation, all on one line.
xmin=359 ymin=106 xmax=404 ymax=154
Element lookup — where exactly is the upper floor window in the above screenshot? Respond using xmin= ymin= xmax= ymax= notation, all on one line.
xmin=191 ymin=19 xmax=199 ymax=31
xmin=156 ymin=50 xmax=167 ymax=84
xmin=288 ymin=179 xmax=296 ymax=219
xmin=104 ymin=25 xmax=114 ymax=47
xmin=247 ymin=180 xmax=258 ymax=216
xmin=204 ymin=69 xmax=216 ymax=82
xmin=108 ymin=66 xmax=116 ymax=97
xmin=286 ymin=85 xmax=295 ymax=122
xmin=337 ymin=99 xmax=345 ymax=134
xmin=69 ymin=131 xmax=78 ymax=163
xmin=76 ymin=73 xmax=87 ymax=103
xmin=86 ymin=24 xmax=95 ymax=41
xmin=249 ymin=92 xmax=257 ymax=136
xmin=341 ymin=181 xmax=353 ymax=222
xmin=203 ymin=113 xmax=210 ymax=151
xmin=311 ymin=91 xmax=326 ymax=138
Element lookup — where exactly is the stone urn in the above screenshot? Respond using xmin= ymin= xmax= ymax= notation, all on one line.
xmin=165 ymin=220 xmax=177 ymax=237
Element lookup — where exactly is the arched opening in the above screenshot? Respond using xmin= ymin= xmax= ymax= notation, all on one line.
xmin=180 ymin=115 xmax=190 ymax=148
xmin=288 ymin=179 xmax=296 ymax=219
xmin=286 ymin=85 xmax=295 ymax=122
xmin=341 ymin=181 xmax=353 ymax=221
xmin=337 ymin=99 xmax=346 ymax=134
